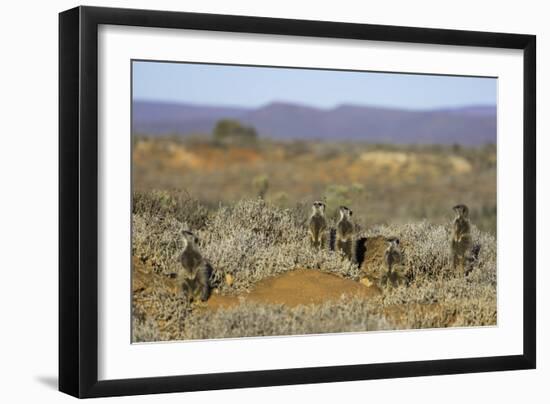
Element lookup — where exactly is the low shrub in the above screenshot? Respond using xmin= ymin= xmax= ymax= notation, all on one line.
xmin=182 ymin=297 xmax=392 ymax=340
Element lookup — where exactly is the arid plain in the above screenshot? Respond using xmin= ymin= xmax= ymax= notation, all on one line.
xmin=132 ymin=136 xmax=497 ymax=342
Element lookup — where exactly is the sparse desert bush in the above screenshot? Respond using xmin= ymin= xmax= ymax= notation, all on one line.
xmin=360 ymin=221 xmax=496 ymax=284
xmin=133 ymin=213 xmax=187 ymax=274
xmin=133 ymin=189 xmax=210 ymax=230
xmin=182 ymin=297 xmax=392 ymax=340
xmin=356 ymin=221 xmax=497 ymax=330
xmin=132 ymin=192 xmax=497 ymax=342
xmin=133 ymin=197 xmax=360 ymax=289
xmin=372 ymin=289 xmax=496 ymax=329
xmin=133 ymin=317 xmax=163 ymax=343
xmin=198 ymin=199 xmax=360 ymax=293
xmin=133 ymin=274 xmax=194 ymax=342
xmin=132 ymin=190 xmax=211 ymax=274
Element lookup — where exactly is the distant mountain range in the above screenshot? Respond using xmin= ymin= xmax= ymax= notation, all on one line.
xmin=133 ymin=101 xmax=496 ymax=145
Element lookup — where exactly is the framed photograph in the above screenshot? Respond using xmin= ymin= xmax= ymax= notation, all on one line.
xmin=59 ymin=6 xmax=536 ymax=398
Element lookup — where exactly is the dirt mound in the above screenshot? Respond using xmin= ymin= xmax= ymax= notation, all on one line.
xmin=358 ymin=236 xmax=388 ymax=277
xmin=207 ymin=269 xmax=380 ymax=310
xmin=133 ymin=259 xmax=380 ymax=318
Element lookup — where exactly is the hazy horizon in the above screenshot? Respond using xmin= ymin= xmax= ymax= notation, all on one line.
xmin=132 ymin=98 xmax=496 ymax=113
xmin=132 ymin=61 xmax=497 ymax=111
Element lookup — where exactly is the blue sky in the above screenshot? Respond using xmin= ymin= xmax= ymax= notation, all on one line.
xmin=132 ymin=60 xmax=496 ymax=110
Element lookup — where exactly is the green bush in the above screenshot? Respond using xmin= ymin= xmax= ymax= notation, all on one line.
xmin=212 ymin=119 xmax=258 ymax=146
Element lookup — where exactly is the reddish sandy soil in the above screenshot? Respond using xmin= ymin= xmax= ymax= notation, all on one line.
xmin=206 ymin=268 xmax=380 ymax=310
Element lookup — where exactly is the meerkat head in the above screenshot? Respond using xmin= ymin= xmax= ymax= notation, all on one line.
xmin=339 ymin=206 xmax=352 ymax=220
xmin=385 ymin=236 xmax=400 ymax=248
xmin=312 ymin=200 xmax=326 ymax=215
xmin=181 ymin=230 xmax=199 ymax=250
xmin=453 ymin=204 xmax=469 ymax=219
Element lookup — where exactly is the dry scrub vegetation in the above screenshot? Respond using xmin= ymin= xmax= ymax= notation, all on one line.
xmin=132 ymin=191 xmax=496 ymax=342
xmin=133 ymin=137 xmax=497 ymax=233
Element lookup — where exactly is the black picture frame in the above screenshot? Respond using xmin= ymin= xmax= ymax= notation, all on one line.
xmin=59 ymin=6 xmax=536 ymax=398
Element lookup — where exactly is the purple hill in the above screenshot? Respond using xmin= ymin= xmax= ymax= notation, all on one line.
xmin=132 ymin=101 xmax=496 ymax=145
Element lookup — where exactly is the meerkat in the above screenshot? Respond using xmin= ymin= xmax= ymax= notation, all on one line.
xmin=451 ymin=204 xmax=473 ymax=275
xmin=308 ymin=201 xmax=328 ymax=249
xmin=384 ymin=237 xmax=402 ymax=274
xmin=336 ymin=206 xmax=354 ymax=260
xmin=381 ymin=237 xmax=404 ymax=287
xmin=177 ymin=230 xmax=213 ymax=302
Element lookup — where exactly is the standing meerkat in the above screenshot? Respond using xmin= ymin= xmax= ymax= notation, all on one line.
xmin=336 ymin=206 xmax=354 ymax=260
xmin=451 ymin=204 xmax=473 ymax=275
xmin=384 ymin=237 xmax=402 ymax=274
xmin=308 ymin=201 xmax=328 ymax=250
xmin=382 ymin=237 xmax=405 ymax=287
xmin=177 ymin=230 xmax=213 ymax=302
